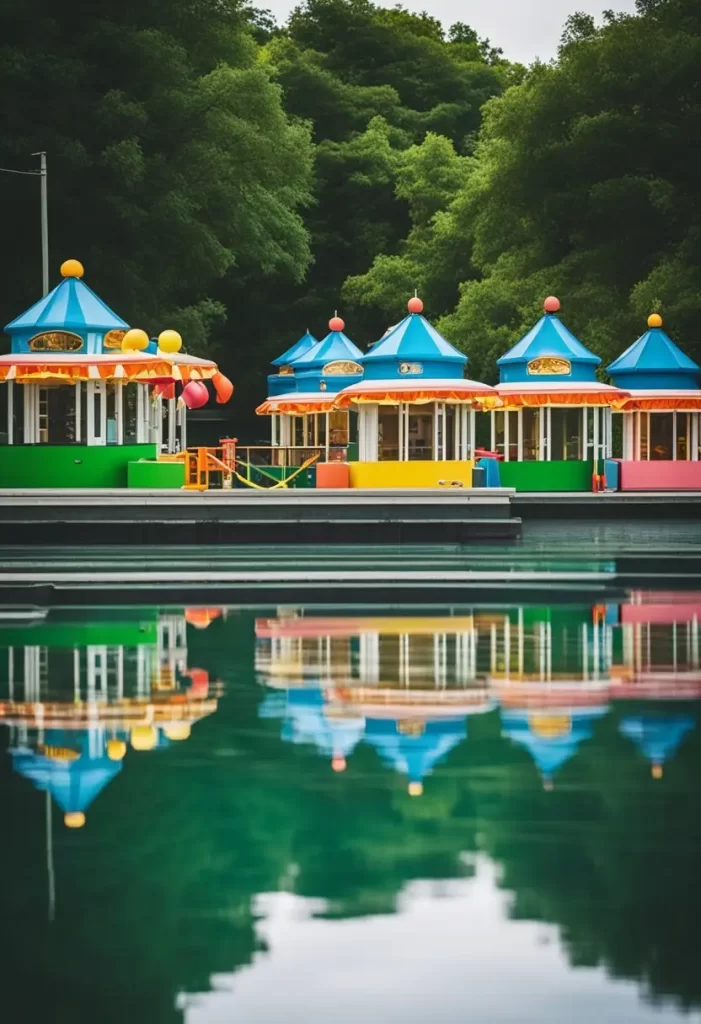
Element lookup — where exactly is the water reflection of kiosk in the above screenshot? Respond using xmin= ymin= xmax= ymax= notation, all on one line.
xmin=619 ymin=713 xmax=695 ymax=779
xmin=255 ymin=611 xmax=492 ymax=791
xmin=487 ymin=606 xmax=610 ymax=787
xmin=0 ymin=608 xmax=221 ymax=826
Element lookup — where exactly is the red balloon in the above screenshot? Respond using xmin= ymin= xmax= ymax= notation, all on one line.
xmin=182 ymin=380 xmax=209 ymax=409
xmin=212 ymin=372 xmax=234 ymax=405
xmin=544 ymin=296 xmax=561 ymax=313
xmin=329 ymin=315 xmax=345 ymax=332
xmin=407 ymin=296 xmax=423 ymax=314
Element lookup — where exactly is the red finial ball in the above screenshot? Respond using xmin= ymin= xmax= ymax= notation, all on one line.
xmin=329 ymin=315 xmax=345 ymax=332
xmin=407 ymin=296 xmax=423 ymax=314
xmin=544 ymin=296 xmax=560 ymax=313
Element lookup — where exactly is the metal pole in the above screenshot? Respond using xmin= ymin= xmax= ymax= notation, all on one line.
xmin=31 ymin=152 xmax=48 ymax=295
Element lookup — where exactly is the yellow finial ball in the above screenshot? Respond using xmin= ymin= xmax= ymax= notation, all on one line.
xmin=652 ymin=763 xmax=663 ymax=779
xmin=408 ymin=782 xmax=424 ymax=797
xmin=122 ymin=328 xmax=150 ymax=352
xmin=130 ymin=725 xmax=157 ymax=751
xmin=648 ymin=313 xmax=663 ymax=329
xmin=106 ymin=739 xmax=127 ymax=761
xmin=158 ymin=329 xmax=182 ymax=354
xmin=60 ymin=259 xmax=84 ymax=279
xmin=64 ymin=811 xmax=86 ymax=829
xmin=162 ymin=722 xmax=191 ymax=742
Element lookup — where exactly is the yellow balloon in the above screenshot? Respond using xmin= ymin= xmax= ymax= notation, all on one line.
xmin=648 ymin=313 xmax=663 ymax=328
xmin=122 ymin=328 xmax=150 ymax=352
xmin=64 ymin=811 xmax=86 ymax=829
xmin=106 ymin=739 xmax=127 ymax=761
xmin=158 ymin=329 xmax=182 ymax=354
xmin=408 ymin=782 xmax=424 ymax=797
xmin=130 ymin=725 xmax=157 ymax=751
xmin=60 ymin=259 xmax=84 ymax=279
xmin=162 ymin=722 xmax=191 ymax=742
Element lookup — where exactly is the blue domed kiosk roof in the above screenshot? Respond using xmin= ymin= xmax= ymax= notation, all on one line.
xmin=607 ymin=315 xmax=700 ymax=390
xmin=498 ymin=298 xmax=600 ymax=385
xmin=362 ymin=298 xmax=467 ymax=382
xmin=501 ymin=707 xmax=607 ymax=784
xmin=620 ymin=713 xmax=695 ymax=768
xmin=5 ymin=262 xmax=128 ymax=338
xmin=271 ymin=330 xmax=319 ymax=368
xmin=292 ymin=315 xmax=363 ymax=395
xmin=11 ymin=728 xmax=122 ymax=815
xmin=364 ymin=717 xmax=466 ymax=790
xmin=259 ymin=686 xmax=364 ymax=760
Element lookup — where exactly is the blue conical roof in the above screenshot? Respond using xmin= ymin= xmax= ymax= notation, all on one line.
xmin=5 ymin=275 xmax=128 ymax=335
xmin=272 ymin=330 xmax=319 ymax=367
xmin=362 ymin=311 xmax=467 ymax=382
xmin=259 ymin=687 xmax=364 ymax=759
xmin=501 ymin=708 xmax=606 ymax=781
xmin=620 ymin=713 xmax=695 ymax=766
xmin=293 ymin=329 xmax=362 ymax=369
xmin=12 ymin=729 xmax=122 ymax=813
xmin=607 ymin=319 xmax=700 ymax=390
xmin=498 ymin=303 xmax=599 ymax=385
xmin=364 ymin=717 xmax=466 ymax=784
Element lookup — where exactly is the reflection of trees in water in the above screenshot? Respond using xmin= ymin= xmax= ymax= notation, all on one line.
xmin=0 ymin=610 xmax=700 ymax=1020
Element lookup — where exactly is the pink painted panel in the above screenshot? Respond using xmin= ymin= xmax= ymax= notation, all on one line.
xmin=619 ymin=460 xmax=701 ymax=490
xmin=621 ymin=603 xmax=701 ymax=624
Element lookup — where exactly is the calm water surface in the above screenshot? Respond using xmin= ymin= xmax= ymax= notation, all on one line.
xmin=2 ymin=595 xmax=701 ymax=1022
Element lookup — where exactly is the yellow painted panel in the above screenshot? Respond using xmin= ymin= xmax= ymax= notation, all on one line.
xmin=348 ymin=460 xmax=473 ymax=489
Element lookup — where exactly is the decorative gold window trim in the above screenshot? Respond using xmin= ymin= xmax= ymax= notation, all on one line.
xmin=29 ymin=330 xmax=84 ymax=352
xmin=322 ymin=360 xmax=363 ymax=376
xmin=103 ymin=329 xmax=127 ymax=349
xmin=527 ymin=356 xmax=571 ymax=375
xmin=399 ymin=362 xmax=423 ymax=375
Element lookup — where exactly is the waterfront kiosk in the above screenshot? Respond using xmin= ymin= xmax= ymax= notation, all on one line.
xmin=492 ymin=297 xmax=626 ymax=491
xmin=0 ymin=260 xmax=220 ymax=487
xmin=607 ymin=315 xmax=701 ymax=489
xmin=256 ymin=316 xmax=362 ymax=463
xmin=333 ymin=297 xmax=498 ymax=488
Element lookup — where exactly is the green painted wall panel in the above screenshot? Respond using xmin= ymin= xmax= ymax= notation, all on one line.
xmin=128 ymin=460 xmax=184 ymax=489
xmin=498 ymin=460 xmax=594 ymax=492
xmin=0 ymin=445 xmax=158 ymax=488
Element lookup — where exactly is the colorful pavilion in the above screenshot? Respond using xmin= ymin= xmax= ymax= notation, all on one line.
xmin=619 ymin=713 xmax=695 ymax=779
xmin=0 ymin=259 xmax=229 ymax=488
xmin=607 ymin=314 xmax=701 ymax=489
xmin=333 ymin=296 xmax=497 ymax=488
xmin=492 ymin=297 xmax=627 ymax=491
xmin=256 ymin=315 xmax=362 ymax=463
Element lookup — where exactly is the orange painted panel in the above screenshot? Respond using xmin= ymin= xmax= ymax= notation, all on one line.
xmin=316 ymin=462 xmax=350 ymax=488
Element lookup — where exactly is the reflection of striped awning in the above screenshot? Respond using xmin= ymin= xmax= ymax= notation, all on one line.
xmin=0 ymin=352 xmax=218 ymax=384
xmin=613 ymin=389 xmax=701 ymax=411
xmin=334 ymin=378 xmax=499 ymax=408
xmin=256 ymin=392 xmax=338 ymax=415
xmin=255 ymin=616 xmax=475 ymax=638
xmin=496 ymin=381 xmax=627 ymax=408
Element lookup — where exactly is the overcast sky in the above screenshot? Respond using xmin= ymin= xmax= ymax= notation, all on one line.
xmin=266 ymin=0 xmax=639 ymax=65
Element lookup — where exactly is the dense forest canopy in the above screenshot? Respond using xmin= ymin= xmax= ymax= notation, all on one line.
xmin=0 ymin=0 xmax=699 ymax=427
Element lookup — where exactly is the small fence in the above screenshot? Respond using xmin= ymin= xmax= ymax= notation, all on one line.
xmin=162 ymin=440 xmax=323 ymax=490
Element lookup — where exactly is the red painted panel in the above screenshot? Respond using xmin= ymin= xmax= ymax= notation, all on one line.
xmin=619 ymin=460 xmax=701 ymax=490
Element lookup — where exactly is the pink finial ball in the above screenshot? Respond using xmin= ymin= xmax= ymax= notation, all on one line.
xmin=407 ymin=296 xmax=423 ymax=314
xmin=544 ymin=296 xmax=560 ymax=313
xmin=329 ymin=315 xmax=345 ymax=332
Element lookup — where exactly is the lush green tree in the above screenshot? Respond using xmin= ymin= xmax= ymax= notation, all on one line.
xmin=0 ymin=0 xmax=314 ymax=351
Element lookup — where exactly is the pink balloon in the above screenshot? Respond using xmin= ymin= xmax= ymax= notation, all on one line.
xmin=182 ymin=380 xmax=209 ymax=409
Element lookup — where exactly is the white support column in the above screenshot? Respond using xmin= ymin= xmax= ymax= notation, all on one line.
xmin=692 ymin=413 xmax=699 ymax=461
xmin=7 ymin=381 xmax=13 ymax=444
xmin=504 ymin=410 xmax=510 ymax=462
xmin=325 ymin=411 xmax=329 ymax=462
xmin=607 ymin=408 xmax=613 ymax=458
xmin=538 ymin=406 xmax=544 ymax=461
xmin=180 ymin=402 xmax=187 ymax=453
xmin=453 ymin=406 xmax=461 ymax=461
xmin=582 ymin=407 xmax=588 ymax=460
xmin=517 ymin=410 xmax=523 ymax=462
xmin=592 ymin=405 xmax=599 ymax=466
xmin=546 ymin=407 xmax=552 ymax=461
xmin=397 ymin=404 xmax=404 ymax=461
xmin=469 ymin=409 xmax=475 ymax=459
xmin=75 ymin=382 xmax=81 ymax=443
xmin=672 ymin=411 xmax=677 ymax=461
xmin=24 ymin=384 xmax=38 ymax=444
xmin=432 ymin=402 xmax=440 ymax=460
xmin=167 ymin=396 xmax=176 ymax=454
xmin=116 ymin=383 xmax=124 ymax=446
xmin=490 ymin=410 xmax=495 ymax=453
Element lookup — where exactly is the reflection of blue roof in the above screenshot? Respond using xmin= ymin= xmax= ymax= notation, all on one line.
xmin=620 ymin=713 xmax=695 ymax=765
xmin=5 ymin=276 xmax=129 ymax=335
xmin=259 ymin=687 xmax=364 ymax=758
xmin=364 ymin=717 xmax=466 ymax=783
xmin=607 ymin=326 xmax=700 ymax=390
xmin=498 ymin=313 xmax=599 ymax=384
xmin=501 ymin=708 xmax=607 ymax=781
xmin=272 ymin=331 xmax=319 ymax=367
xmin=362 ymin=313 xmax=467 ymax=382
xmin=293 ymin=330 xmax=362 ymax=369
xmin=11 ymin=729 xmax=121 ymax=813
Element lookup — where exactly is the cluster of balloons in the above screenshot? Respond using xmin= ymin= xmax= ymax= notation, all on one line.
xmin=120 ymin=327 xmax=234 ymax=409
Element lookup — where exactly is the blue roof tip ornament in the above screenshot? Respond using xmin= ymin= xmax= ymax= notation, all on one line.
xmin=271 ymin=329 xmax=319 ymax=368
xmin=498 ymin=296 xmax=600 ymax=385
xmin=607 ymin=314 xmax=701 ymax=391
xmin=361 ymin=293 xmax=468 ymax=382
xmin=4 ymin=258 xmax=134 ymax=357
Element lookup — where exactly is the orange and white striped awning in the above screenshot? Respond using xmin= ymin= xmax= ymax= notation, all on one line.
xmin=613 ymin=389 xmax=701 ymax=411
xmin=256 ymin=392 xmax=338 ymax=415
xmin=0 ymin=351 xmax=218 ymax=384
xmin=495 ymin=381 xmax=627 ymax=408
xmin=333 ymin=377 xmax=500 ymax=408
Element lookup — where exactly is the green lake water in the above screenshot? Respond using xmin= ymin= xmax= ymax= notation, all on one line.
xmin=2 ymin=595 xmax=701 ymax=1022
